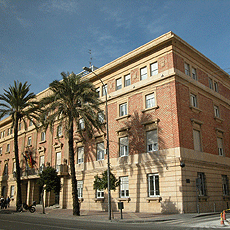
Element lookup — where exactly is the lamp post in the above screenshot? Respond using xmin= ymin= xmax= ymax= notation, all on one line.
xmin=82 ymin=66 xmax=111 ymax=220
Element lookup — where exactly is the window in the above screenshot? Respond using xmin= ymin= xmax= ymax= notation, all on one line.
xmin=208 ymin=77 xmax=213 ymax=90
xmin=79 ymin=118 xmax=85 ymax=130
xmin=148 ymin=174 xmax=160 ymax=197
xmin=150 ymin=62 xmax=158 ymax=76
xmin=77 ymin=147 xmax=84 ymax=164
xmin=96 ymin=189 xmax=104 ymax=198
xmin=197 ymin=172 xmax=206 ymax=196
xmin=77 ymin=180 xmax=83 ymax=198
xmin=120 ymin=176 xmax=129 ymax=198
xmin=102 ymin=84 xmax=107 ymax=96
xmin=57 ymin=125 xmax=62 ymax=137
xmin=7 ymin=128 xmax=12 ymax=136
xmin=1 ymin=131 xmax=5 ymax=138
xmin=140 ymin=67 xmax=147 ymax=80
xmin=13 ymin=162 xmax=16 ymax=173
xmin=217 ymin=137 xmax=224 ymax=156
xmin=97 ymin=142 xmax=104 ymax=160
xmin=18 ymin=122 xmax=21 ymax=131
xmin=214 ymin=105 xmax=220 ymax=118
xmin=193 ymin=129 xmax=202 ymax=151
xmin=214 ymin=81 xmax=218 ymax=92
xmin=56 ymin=152 xmax=61 ymax=172
xmin=29 ymin=119 xmax=33 ymax=127
xmin=146 ymin=130 xmax=158 ymax=152
xmin=222 ymin=175 xmax=229 ymax=196
xmin=41 ymin=131 xmax=46 ymax=142
xmin=27 ymin=136 xmax=32 ymax=146
xmin=190 ymin=93 xmax=198 ymax=108
xmin=192 ymin=67 xmax=197 ymax=80
xmin=39 ymin=156 xmax=45 ymax=173
xmin=98 ymin=111 xmax=104 ymax=123
xmin=0 ymin=147 xmax=2 ymax=155
xmin=145 ymin=93 xmax=155 ymax=109
xmin=96 ymin=87 xmax=100 ymax=98
xmin=119 ymin=136 xmax=129 ymax=157
xmin=119 ymin=103 xmax=127 ymax=117
xmin=3 ymin=163 xmax=8 ymax=175
xmin=116 ymin=78 xmax=122 ymax=90
xmin=124 ymin=74 xmax=131 ymax=87
xmin=6 ymin=144 xmax=10 ymax=153
xmin=184 ymin=63 xmax=190 ymax=76
xmin=10 ymin=185 xmax=15 ymax=198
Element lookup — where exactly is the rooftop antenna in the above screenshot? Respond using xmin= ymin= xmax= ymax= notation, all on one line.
xmin=89 ymin=49 xmax=92 ymax=68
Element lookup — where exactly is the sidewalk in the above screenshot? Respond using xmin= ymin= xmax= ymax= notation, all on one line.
xmin=0 ymin=205 xmax=220 ymax=226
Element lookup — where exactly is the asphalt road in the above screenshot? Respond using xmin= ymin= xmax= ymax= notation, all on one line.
xmin=0 ymin=212 xmax=203 ymax=230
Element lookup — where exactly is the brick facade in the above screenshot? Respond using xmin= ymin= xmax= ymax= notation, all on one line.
xmin=0 ymin=32 xmax=230 ymax=214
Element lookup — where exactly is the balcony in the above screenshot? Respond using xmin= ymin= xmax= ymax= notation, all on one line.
xmin=56 ymin=164 xmax=69 ymax=176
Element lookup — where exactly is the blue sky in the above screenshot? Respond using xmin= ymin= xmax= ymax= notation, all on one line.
xmin=1 ymin=0 xmax=230 ymax=95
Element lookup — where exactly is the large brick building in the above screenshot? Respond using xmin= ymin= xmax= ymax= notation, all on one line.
xmin=0 ymin=31 xmax=230 ymax=214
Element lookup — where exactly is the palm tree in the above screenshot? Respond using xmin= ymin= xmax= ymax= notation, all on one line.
xmin=0 ymin=81 xmax=38 ymax=209
xmin=40 ymin=72 xmax=104 ymax=216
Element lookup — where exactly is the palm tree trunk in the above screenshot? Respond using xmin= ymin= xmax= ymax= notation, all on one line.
xmin=14 ymin=114 xmax=22 ymax=210
xmin=68 ymin=119 xmax=80 ymax=216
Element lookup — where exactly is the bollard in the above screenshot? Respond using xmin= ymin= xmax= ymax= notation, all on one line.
xmin=221 ymin=212 xmax=225 ymax=225
xmin=223 ymin=210 xmax=226 ymax=220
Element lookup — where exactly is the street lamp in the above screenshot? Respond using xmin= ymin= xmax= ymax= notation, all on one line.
xmin=82 ymin=66 xmax=111 ymax=220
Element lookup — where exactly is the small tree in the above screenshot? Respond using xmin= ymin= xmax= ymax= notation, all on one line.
xmin=37 ymin=166 xmax=61 ymax=214
xmin=93 ymin=170 xmax=119 ymax=192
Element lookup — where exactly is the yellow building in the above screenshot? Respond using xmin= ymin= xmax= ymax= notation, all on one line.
xmin=0 ymin=31 xmax=230 ymax=214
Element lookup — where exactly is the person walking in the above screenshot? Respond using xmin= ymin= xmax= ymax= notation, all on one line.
xmin=6 ymin=196 xmax=10 ymax=208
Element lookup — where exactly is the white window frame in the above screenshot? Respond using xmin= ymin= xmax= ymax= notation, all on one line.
xmin=10 ymin=185 xmax=15 ymax=198
xmin=102 ymin=84 xmax=107 ymax=96
xmin=97 ymin=142 xmax=105 ymax=161
xmin=150 ymin=62 xmax=158 ymax=76
xmin=56 ymin=152 xmax=61 ymax=172
xmin=77 ymin=180 xmax=83 ymax=198
xmin=145 ymin=93 xmax=155 ymax=109
xmin=148 ymin=173 xmax=160 ymax=197
xmin=119 ymin=103 xmax=127 ymax=117
xmin=190 ymin=93 xmax=198 ymax=108
xmin=27 ymin=136 xmax=32 ymax=146
xmin=77 ymin=147 xmax=84 ymax=164
xmin=79 ymin=118 xmax=85 ymax=130
xmin=214 ymin=81 xmax=218 ymax=92
xmin=214 ymin=105 xmax=220 ymax=118
xmin=208 ymin=77 xmax=213 ymax=90
xmin=124 ymin=74 xmax=131 ymax=87
xmin=57 ymin=125 xmax=62 ymax=137
xmin=217 ymin=137 xmax=224 ymax=156
xmin=140 ymin=67 xmax=147 ymax=80
xmin=6 ymin=143 xmax=10 ymax=153
xmin=39 ymin=155 xmax=45 ymax=173
xmin=119 ymin=136 xmax=129 ymax=157
xmin=96 ymin=87 xmax=100 ymax=98
xmin=29 ymin=119 xmax=33 ymax=127
xmin=0 ymin=147 xmax=2 ymax=155
xmin=41 ymin=131 xmax=46 ymax=142
xmin=184 ymin=62 xmax=190 ymax=76
xmin=192 ymin=67 xmax=197 ymax=80
xmin=120 ymin=176 xmax=129 ymax=198
xmin=146 ymin=130 xmax=158 ymax=152
xmin=116 ymin=78 xmax=122 ymax=90
xmin=96 ymin=189 xmax=104 ymax=198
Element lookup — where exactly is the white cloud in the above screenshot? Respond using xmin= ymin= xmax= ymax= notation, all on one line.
xmin=39 ymin=0 xmax=79 ymax=14
xmin=100 ymin=6 xmax=131 ymax=29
